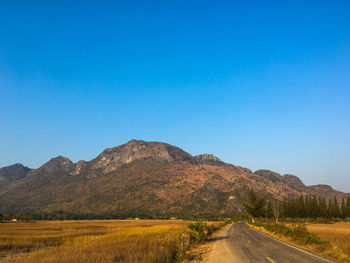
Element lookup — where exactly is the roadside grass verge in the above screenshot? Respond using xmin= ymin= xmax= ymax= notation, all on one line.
xmin=250 ymin=221 xmax=350 ymax=263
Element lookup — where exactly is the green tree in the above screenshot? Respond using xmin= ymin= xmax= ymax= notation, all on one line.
xmin=332 ymin=197 xmax=341 ymax=218
xmin=310 ymin=196 xmax=319 ymax=219
xmin=296 ymin=195 xmax=305 ymax=218
xmin=243 ymin=189 xmax=266 ymax=218
xmin=272 ymin=201 xmax=282 ymax=223
xmin=318 ymin=197 xmax=327 ymax=218
xmin=341 ymin=199 xmax=346 ymax=219
xmin=265 ymin=200 xmax=274 ymax=219
xmin=327 ymin=199 xmax=333 ymax=219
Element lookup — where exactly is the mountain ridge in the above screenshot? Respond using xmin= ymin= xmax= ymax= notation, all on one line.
xmin=0 ymin=163 xmax=32 ymax=183
xmin=0 ymin=139 xmax=348 ymax=216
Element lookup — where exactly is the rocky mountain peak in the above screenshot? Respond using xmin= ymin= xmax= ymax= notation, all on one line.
xmin=0 ymin=163 xmax=32 ymax=182
xmin=306 ymin=184 xmax=345 ymax=199
xmin=309 ymin=184 xmax=334 ymax=190
xmin=90 ymin=139 xmax=193 ymax=174
xmin=194 ymin=154 xmax=224 ymax=165
xmin=237 ymin=166 xmax=253 ymax=174
xmin=49 ymin=156 xmax=73 ymax=165
xmin=254 ymin=169 xmax=283 ymax=183
xmin=0 ymin=139 xmax=348 ymax=215
xmin=126 ymin=139 xmax=145 ymax=144
xmin=37 ymin=156 xmax=74 ymax=174
xmin=282 ymin=174 xmax=305 ymax=190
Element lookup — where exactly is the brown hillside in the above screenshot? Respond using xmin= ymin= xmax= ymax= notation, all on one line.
xmin=0 ymin=140 xmax=348 ymax=216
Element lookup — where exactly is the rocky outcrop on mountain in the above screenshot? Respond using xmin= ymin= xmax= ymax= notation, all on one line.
xmin=306 ymin=184 xmax=346 ymax=200
xmin=254 ymin=170 xmax=284 ymax=183
xmin=71 ymin=160 xmax=88 ymax=176
xmin=33 ymin=156 xmax=74 ymax=175
xmin=0 ymin=163 xmax=31 ymax=183
xmin=282 ymin=174 xmax=306 ymax=191
xmin=194 ymin=154 xmax=224 ymax=165
xmin=88 ymin=139 xmax=193 ymax=175
xmin=24 ymin=156 xmax=76 ymax=181
xmin=0 ymin=140 xmax=348 ymax=216
xmin=237 ymin=166 xmax=252 ymax=174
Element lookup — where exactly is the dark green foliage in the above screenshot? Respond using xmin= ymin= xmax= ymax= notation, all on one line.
xmin=187 ymin=222 xmax=208 ymax=243
xmin=347 ymin=196 xmax=350 ymax=218
xmin=265 ymin=201 xmax=273 ymax=218
xmin=187 ymin=221 xmax=222 ymax=244
xmin=332 ymin=197 xmax=341 ymax=218
xmin=280 ymin=195 xmax=350 ymax=219
xmin=243 ymin=189 xmax=266 ymax=218
xmin=206 ymin=223 xmax=219 ymax=236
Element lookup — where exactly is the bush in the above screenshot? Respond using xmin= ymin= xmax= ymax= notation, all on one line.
xmin=187 ymin=221 xmax=225 ymax=244
xmin=187 ymin=222 xmax=208 ymax=243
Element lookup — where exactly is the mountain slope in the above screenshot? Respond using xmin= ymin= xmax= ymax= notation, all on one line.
xmin=0 ymin=140 xmax=348 ymax=216
xmin=0 ymin=163 xmax=32 ymax=183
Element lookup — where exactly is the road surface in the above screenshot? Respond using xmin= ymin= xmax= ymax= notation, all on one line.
xmin=205 ymin=222 xmax=333 ymax=263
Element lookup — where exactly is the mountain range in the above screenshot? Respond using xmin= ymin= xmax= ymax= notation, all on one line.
xmin=0 ymin=139 xmax=348 ymax=217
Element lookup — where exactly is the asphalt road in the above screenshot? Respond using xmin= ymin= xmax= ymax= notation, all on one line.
xmin=205 ymin=222 xmax=334 ymax=263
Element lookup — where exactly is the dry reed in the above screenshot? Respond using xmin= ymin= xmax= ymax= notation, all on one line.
xmin=0 ymin=220 xmax=189 ymax=263
xmin=307 ymin=222 xmax=350 ymax=262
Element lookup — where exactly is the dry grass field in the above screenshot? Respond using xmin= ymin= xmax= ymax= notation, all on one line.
xmin=307 ymin=222 xmax=350 ymax=261
xmin=0 ymin=220 xmax=191 ymax=263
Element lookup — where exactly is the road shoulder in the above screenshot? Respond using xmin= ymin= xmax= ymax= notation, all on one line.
xmin=248 ymin=223 xmax=335 ymax=263
xmin=184 ymin=224 xmax=233 ymax=263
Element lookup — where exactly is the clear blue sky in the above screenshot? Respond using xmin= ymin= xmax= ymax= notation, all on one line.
xmin=1 ymin=1 xmax=349 ymax=192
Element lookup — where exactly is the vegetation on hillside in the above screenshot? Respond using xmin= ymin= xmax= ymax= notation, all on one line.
xmin=1 ymin=140 xmax=348 ymax=217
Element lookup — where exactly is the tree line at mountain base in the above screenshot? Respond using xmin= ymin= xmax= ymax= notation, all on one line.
xmin=244 ymin=189 xmax=350 ymax=221
xmin=0 ymin=212 xmax=239 ymax=222
xmin=1 ymin=190 xmax=350 ymax=222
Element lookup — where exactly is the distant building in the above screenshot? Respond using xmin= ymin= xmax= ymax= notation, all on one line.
xmin=170 ymin=217 xmax=177 ymax=220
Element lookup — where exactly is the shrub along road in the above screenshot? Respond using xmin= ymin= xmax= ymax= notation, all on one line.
xmin=205 ymin=222 xmax=333 ymax=263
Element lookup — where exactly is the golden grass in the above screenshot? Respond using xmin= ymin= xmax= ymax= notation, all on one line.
xmin=307 ymin=222 xmax=350 ymax=262
xmin=0 ymin=220 xmax=190 ymax=263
